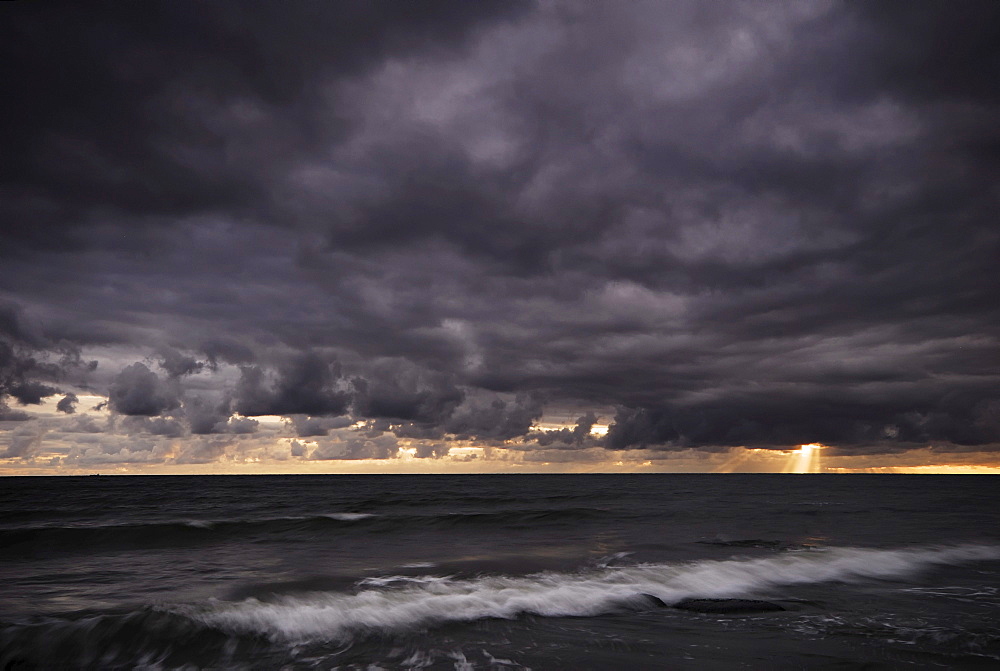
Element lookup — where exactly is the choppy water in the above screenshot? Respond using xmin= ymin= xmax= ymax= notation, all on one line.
xmin=2 ymin=474 xmax=999 ymax=669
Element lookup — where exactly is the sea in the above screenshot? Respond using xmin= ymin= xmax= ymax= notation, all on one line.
xmin=1 ymin=474 xmax=999 ymax=670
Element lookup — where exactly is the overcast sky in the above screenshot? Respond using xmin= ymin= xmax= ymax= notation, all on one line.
xmin=2 ymin=0 xmax=998 ymax=474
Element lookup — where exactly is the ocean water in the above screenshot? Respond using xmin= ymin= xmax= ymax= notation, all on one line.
xmin=1 ymin=474 xmax=999 ymax=670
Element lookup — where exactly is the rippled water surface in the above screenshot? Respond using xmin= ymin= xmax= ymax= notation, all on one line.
xmin=2 ymin=474 xmax=999 ymax=669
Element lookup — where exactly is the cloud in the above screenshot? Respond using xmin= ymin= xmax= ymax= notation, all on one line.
xmin=1 ymin=303 xmax=95 ymax=413
xmin=529 ymin=412 xmax=599 ymax=448
xmin=442 ymin=392 xmax=545 ymax=441
xmin=1 ymin=1 xmax=998 ymax=469
xmin=0 ymin=405 xmax=31 ymax=422
xmin=7 ymin=380 xmax=60 ymax=406
xmin=288 ymin=414 xmax=353 ymax=437
xmin=65 ymin=415 xmax=104 ymax=434
xmin=0 ymin=429 xmax=45 ymax=459
xmin=350 ymin=359 xmax=464 ymax=431
xmin=107 ymin=363 xmax=181 ymax=416
xmin=158 ymin=348 xmax=205 ymax=378
xmin=201 ymin=339 xmax=256 ymax=370
xmin=184 ymin=395 xmax=234 ymax=435
xmin=174 ymin=437 xmax=230 ymax=465
xmin=121 ymin=416 xmax=186 ymax=438
xmin=414 ymin=442 xmax=450 ymax=459
xmin=1 ymin=0 xmax=532 ymax=252
xmin=289 ymin=439 xmax=307 ymax=458
xmin=233 ymin=353 xmax=350 ymax=417
xmin=56 ymin=393 xmax=78 ymax=414
xmin=605 ymin=387 xmax=1000 ymax=453
xmin=310 ymin=434 xmax=399 ymax=461
xmin=226 ymin=416 xmax=260 ymax=435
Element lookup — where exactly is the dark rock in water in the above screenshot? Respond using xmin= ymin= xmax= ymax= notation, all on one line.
xmin=673 ymin=598 xmax=785 ymax=613
xmin=637 ymin=593 xmax=669 ymax=608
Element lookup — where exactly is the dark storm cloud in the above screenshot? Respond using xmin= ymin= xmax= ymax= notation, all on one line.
xmin=350 ymin=360 xmax=464 ymax=427
xmin=233 ymin=353 xmax=350 ymax=417
xmin=107 ymin=363 xmax=181 ymax=416
xmin=0 ymin=302 xmax=95 ymax=415
xmin=6 ymin=381 xmax=60 ymax=407
xmin=288 ymin=414 xmax=353 ymax=437
xmin=226 ymin=416 xmax=260 ymax=435
xmin=158 ymin=348 xmax=205 ymax=378
xmin=529 ymin=412 xmax=599 ymax=448
xmin=183 ymin=395 xmax=234 ymax=435
xmin=56 ymin=393 xmax=78 ymax=414
xmin=443 ymin=392 xmax=545 ymax=442
xmin=0 ymin=0 xmax=531 ymax=251
xmin=201 ymin=339 xmax=256 ymax=370
xmin=605 ymin=386 xmax=1000 ymax=453
xmin=1 ymin=0 xmax=998 ymax=461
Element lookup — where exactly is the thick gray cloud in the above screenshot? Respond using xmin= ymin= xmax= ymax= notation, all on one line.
xmin=233 ymin=353 xmax=350 ymax=417
xmin=183 ymin=395 xmax=234 ymax=435
xmin=0 ymin=302 xmax=96 ymax=417
xmin=107 ymin=363 xmax=181 ymax=417
xmin=288 ymin=414 xmax=353 ymax=437
xmin=158 ymin=348 xmax=206 ymax=379
xmin=1 ymin=0 xmax=998 ymax=463
xmin=529 ymin=412 xmax=599 ymax=448
xmin=350 ymin=359 xmax=464 ymax=430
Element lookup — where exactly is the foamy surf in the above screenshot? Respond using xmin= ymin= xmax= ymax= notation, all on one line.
xmin=187 ymin=544 xmax=1000 ymax=643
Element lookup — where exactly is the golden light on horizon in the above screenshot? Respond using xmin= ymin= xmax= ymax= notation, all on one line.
xmin=784 ymin=443 xmax=825 ymax=473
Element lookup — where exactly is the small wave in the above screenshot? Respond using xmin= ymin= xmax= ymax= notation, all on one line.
xmin=184 ymin=519 xmax=216 ymax=529
xmin=323 ymin=512 xmax=376 ymax=521
xmin=185 ymin=543 xmax=1000 ymax=644
xmin=0 ymin=514 xmax=370 ymax=556
xmin=1 ymin=507 xmax=601 ymax=556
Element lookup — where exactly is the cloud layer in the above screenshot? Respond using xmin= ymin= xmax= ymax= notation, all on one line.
xmin=2 ymin=1 xmax=998 ymax=470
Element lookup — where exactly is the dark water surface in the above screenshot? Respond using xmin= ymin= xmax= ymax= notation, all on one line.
xmin=2 ymin=474 xmax=999 ymax=669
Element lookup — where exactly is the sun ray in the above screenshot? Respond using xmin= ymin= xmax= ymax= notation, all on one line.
xmin=789 ymin=443 xmax=824 ymax=473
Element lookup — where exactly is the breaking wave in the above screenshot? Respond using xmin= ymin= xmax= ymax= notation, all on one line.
xmin=4 ymin=544 xmax=998 ymax=669
xmin=187 ymin=544 xmax=1000 ymax=643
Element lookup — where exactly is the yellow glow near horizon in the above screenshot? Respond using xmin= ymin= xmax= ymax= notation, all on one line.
xmin=784 ymin=443 xmax=824 ymax=473
xmin=827 ymin=464 xmax=1000 ymax=475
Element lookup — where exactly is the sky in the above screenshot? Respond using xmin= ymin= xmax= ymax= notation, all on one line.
xmin=2 ymin=0 xmax=999 ymax=475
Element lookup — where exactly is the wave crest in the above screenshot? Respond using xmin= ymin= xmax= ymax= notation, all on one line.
xmin=189 ymin=544 xmax=1000 ymax=643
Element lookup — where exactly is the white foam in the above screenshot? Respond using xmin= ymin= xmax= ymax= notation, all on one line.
xmin=356 ymin=575 xmax=455 ymax=588
xmin=189 ymin=544 xmax=1000 ymax=643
